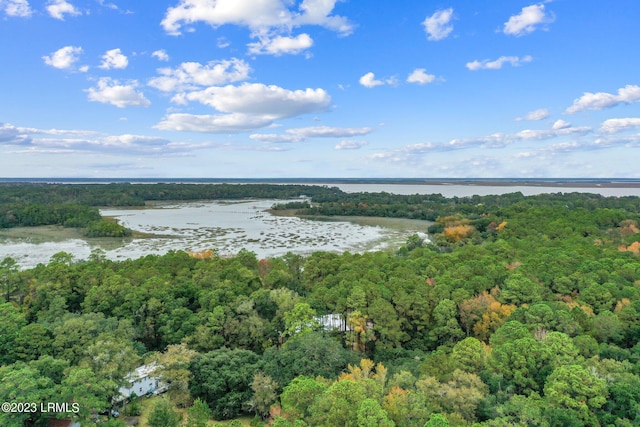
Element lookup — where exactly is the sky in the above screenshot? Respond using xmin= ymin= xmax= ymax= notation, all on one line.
xmin=1 ymin=0 xmax=640 ymax=178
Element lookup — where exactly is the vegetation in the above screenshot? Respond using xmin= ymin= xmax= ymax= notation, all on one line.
xmin=1 ymin=185 xmax=640 ymax=426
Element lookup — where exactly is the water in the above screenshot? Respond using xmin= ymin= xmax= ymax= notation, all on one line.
xmin=0 ymin=199 xmax=428 ymax=269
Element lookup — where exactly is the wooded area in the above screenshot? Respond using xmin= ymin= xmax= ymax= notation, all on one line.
xmin=1 ymin=184 xmax=640 ymax=426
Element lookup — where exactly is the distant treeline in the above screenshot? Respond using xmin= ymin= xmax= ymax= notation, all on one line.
xmin=275 ymin=190 xmax=640 ymax=222
xmin=0 ymin=183 xmax=343 ymax=207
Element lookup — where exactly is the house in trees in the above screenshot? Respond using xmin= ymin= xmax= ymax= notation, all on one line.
xmin=317 ymin=313 xmax=351 ymax=332
xmin=116 ymin=362 xmax=167 ymax=402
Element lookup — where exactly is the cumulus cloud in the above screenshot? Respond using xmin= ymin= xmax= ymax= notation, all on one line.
xmin=99 ymin=48 xmax=128 ymax=69
xmin=155 ymin=113 xmax=273 ymax=133
xmin=251 ymin=126 xmax=373 ymax=143
xmin=247 ymin=33 xmax=313 ymax=56
xmin=42 ymin=46 xmax=83 ymax=70
xmin=152 ymin=49 xmax=170 ymax=61
xmin=516 ymin=108 xmax=550 ymax=121
xmin=335 ymin=140 xmax=368 ymax=150
xmin=86 ymin=78 xmax=151 ymax=108
xmin=148 ymin=58 xmax=251 ymax=92
xmin=161 ymin=0 xmax=353 ymax=56
xmin=466 ymin=55 xmax=533 ymax=71
xmin=600 ymin=118 xmax=640 ymax=134
xmin=2 ymin=0 xmax=31 ymax=17
xmin=503 ymin=3 xmax=554 ymax=36
xmin=46 ymin=0 xmax=80 ymax=20
xmin=565 ymin=85 xmax=640 ymax=114
xmin=423 ymin=8 xmax=454 ymax=41
xmin=552 ymin=119 xmax=571 ymax=130
xmin=175 ymin=83 xmax=331 ymax=119
xmin=359 ymin=72 xmax=383 ymax=88
xmin=406 ymin=68 xmax=436 ymax=85
xmin=156 ymin=83 xmax=331 ymax=133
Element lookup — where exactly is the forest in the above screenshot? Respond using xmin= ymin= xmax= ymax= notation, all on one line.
xmin=1 ymin=184 xmax=640 ymax=426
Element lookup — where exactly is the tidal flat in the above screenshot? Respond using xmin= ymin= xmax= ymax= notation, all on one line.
xmin=0 ymin=199 xmax=431 ymax=269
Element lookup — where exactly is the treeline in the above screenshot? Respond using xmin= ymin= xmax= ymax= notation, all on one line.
xmin=280 ymin=190 xmax=640 ymax=222
xmin=0 ymin=183 xmax=343 ymax=207
xmin=1 ymin=191 xmax=640 ymax=426
xmin=0 ymin=203 xmax=101 ymax=228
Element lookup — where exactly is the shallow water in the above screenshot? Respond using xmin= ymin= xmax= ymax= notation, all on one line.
xmin=0 ymin=199 xmax=429 ymax=269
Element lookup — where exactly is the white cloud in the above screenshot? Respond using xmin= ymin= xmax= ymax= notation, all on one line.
xmin=600 ymin=118 xmax=640 ymax=134
xmin=503 ymin=3 xmax=554 ymax=36
xmin=1 ymin=122 xmax=209 ymax=156
xmin=406 ymin=68 xmax=436 ymax=85
xmin=359 ymin=72 xmax=384 ymax=88
xmin=152 ymin=49 xmax=170 ymax=62
xmin=466 ymin=55 xmax=533 ymax=71
xmin=148 ymin=58 xmax=251 ymax=92
xmin=247 ymin=33 xmax=313 ymax=56
xmin=289 ymin=126 xmax=373 ymax=139
xmin=423 ymin=8 xmax=454 ymax=41
xmin=99 ymin=48 xmax=128 ymax=70
xmin=371 ymin=121 xmax=593 ymax=162
xmin=42 ymin=46 xmax=83 ymax=70
xmin=516 ymin=108 xmax=549 ymax=121
xmin=566 ymin=85 xmax=640 ymax=114
xmin=46 ymin=0 xmax=80 ymax=20
xmin=552 ymin=119 xmax=571 ymax=130
xmin=251 ymin=126 xmax=373 ymax=143
xmin=249 ymin=133 xmax=302 ymax=143
xmin=155 ymin=113 xmax=273 ymax=133
xmin=161 ymin=0 xmax=353 ymax=38
xmin=335 ymin=140 xmax=368 ymax=150
xmin=3 ymin=0 xmax=31 ymax=17
xmin=0 ymin=123 xmax=31 ymax=145
xmin=96 ymin=0 xmax=119 ymax=11
xmin=156 ymin=83 xmax=331 ymax=133
xmin=86 ymin=78 xmax=151 ymax=108
xmin=176 ymin=83 xmax=331 ymax=119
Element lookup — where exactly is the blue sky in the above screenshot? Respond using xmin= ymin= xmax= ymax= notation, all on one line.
xmin=1 ymin=0 xmax=639 ymax=178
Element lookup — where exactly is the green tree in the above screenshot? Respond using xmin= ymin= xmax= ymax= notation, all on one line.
xmin=424 ymin=414 xmax=451 ymax=427
xmin=248 ymin=372 xmax=279 ymax=420
xmin=543 ymin=365 xmax=608 ymax=426
xmin=500 ymin=274 xmax=543 ymax=305
xmin=429 ymin=299 xmax=464 ymax=347
xmin=357 ymin=398 xmax=395 ymax=427
xmin=309 ymin=380 xmax=367 ymax=427
xmin=451 ymin=337 xmax=486 ymax=372
xmin=0 ymin=302 xmax=27 ymax=365
xmin=262 ymin=332 xmax=357 ymax=388
xmin=283 ymin=302 xmax=319 ymax=338
xmin=281 ymin=376 xmax=328 ymax=421
xmin=147 ymin=397 xmax=181 ymax=427
xmin=189 ymin=347 xmax=261 ymax=419
xmin=153 ymin=343 xmax=198 ymax=408
xmin=58 ymin=366 xmax=115 ymax=423
xmin=186 ymin=398 xmax=212 ymax=427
